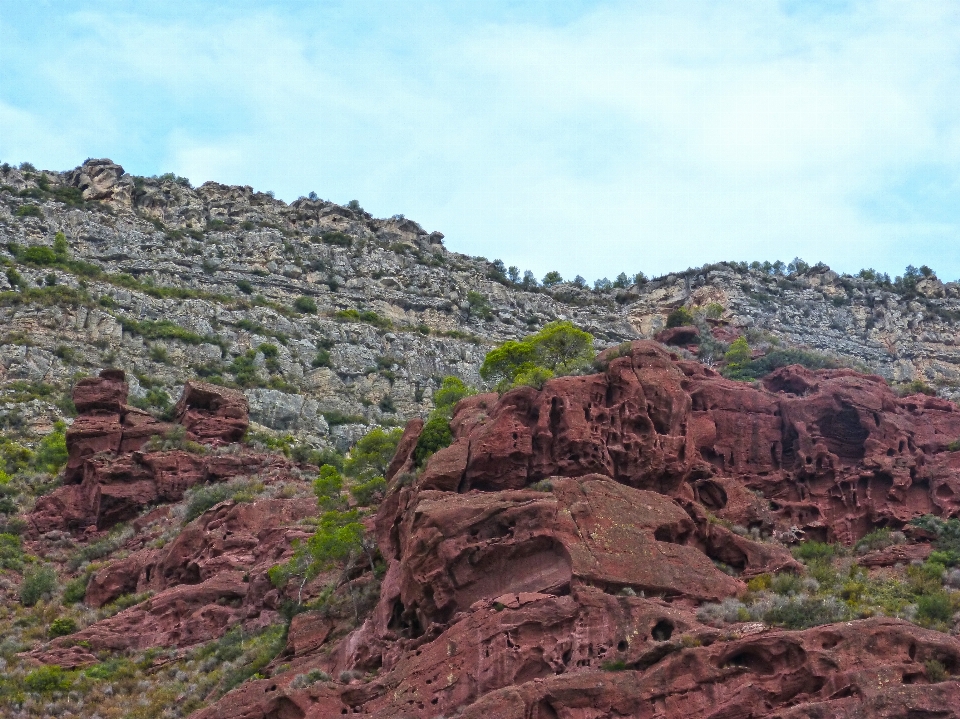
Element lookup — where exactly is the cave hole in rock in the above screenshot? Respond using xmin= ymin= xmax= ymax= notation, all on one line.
xmin=694 ymin=479 xmax=727 ymax=510
xmin=816 ymin=404 xmax=868 ymax=460
xmin=654 ymin=524 xmax=692 ymax=544
xmin=617 ymin=640 xmax=628 ymax=651
xmin=820 ymin=633 xmax=841 ymax=650
xmin=902 ymin=671 xmax=924 ymax=684
xmin=722 ymin=647 xmax=774 ymax=675
xmin=651 ymin=619 xmax=674 ymax=642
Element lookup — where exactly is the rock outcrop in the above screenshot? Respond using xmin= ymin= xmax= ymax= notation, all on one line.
xmin=186 ymin=342 xmax=960 ymax=718
xmin=27 ymin=370 xmax=260 ymax=535
xmin=413 ymin=341 xmax=960 ymax=545
xmin=32 ymin=497 xmax=316 ymax=668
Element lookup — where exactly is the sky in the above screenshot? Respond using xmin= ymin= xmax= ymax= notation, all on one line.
xmin=2 ymin=1 xmax=960 ymax=283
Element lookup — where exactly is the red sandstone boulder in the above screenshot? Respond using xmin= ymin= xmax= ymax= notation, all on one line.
xmin=174 ymin=381 xmax=249 ymax=443
xmin=26 ymin=374 xmax=266 ymax=534
xmin=385 ymin=417 xmax=423 ymax=482
xmin=63 ymin=412 xmax=123 ymax=483
xmin=71 ymin=368 xmax=128 ymax=413
xmin=31 ymin=497 xmax=318 ymax=664
xmin=455 ymin=617 xmax=960 ymax=719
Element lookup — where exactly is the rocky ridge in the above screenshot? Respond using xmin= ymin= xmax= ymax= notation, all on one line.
xmin=2 ymin=159 xmax=960 ymax=456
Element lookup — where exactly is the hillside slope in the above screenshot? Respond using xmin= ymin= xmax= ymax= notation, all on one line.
xmin=2 ymin=158 xmax=960 ymax=455
xmin=4 ymin=159 xmax=960 ymax=716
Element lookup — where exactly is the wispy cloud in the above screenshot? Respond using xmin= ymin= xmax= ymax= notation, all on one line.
xmin=2 ymin=1 xmax=960 ymax=281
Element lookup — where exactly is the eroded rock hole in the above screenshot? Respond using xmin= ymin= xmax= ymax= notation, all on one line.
xmin=723 ymin=648 xmax=773 ymax=674
xmin=651 ymin=619 xmax=674 ymax=642
xmin=816 ymin=404 xmax=868 ymax=460
xmin=655 ymin=524 xmax=692 ymax=544
xmin=695 ymin=480 xmax=727 ymax=510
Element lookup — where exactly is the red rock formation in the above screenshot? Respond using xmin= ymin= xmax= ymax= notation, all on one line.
xmin=174 ymin=381 xmax=249 ymax=444
xmin=28 ymin=371 xmax=261 ymax=534
xmin=32 ymin=497 xmax=317 ymax=666
xmin=27 ymin=348 xmax=960 ymax=718
xmin=186 ymin=341 xmax=960 ymax=718
xmin=415 ymin=341 xmax=960 ymax=544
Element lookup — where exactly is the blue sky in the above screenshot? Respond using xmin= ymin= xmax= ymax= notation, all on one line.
xmin=2 ymin=1 xmax=960 ymax=282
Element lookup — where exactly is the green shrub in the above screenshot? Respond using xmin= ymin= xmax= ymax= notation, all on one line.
xmin=24 ymin=665 xmax=71 ymax=693
xmin=665 ymin=307 xmax=695 ymax=328
xmin=49 ymin=616 xmax=78 ymax=637
xmin=294 ymin=296 xmax=318 ymax=314
xmin=910 ymin=515 xmax=960 ymax=555
xmin=15 ymin=204 xmax=42 ymax=218
xmin=746 ymin=574 xmax=772 ymax=592
xmin=121 ymin=318 xmax=219 ymax=347
xmin=334 ymin=308 xmax=361 ymax=322
xmin=350 ymin=476 xmax=387 ymax=506
xmin=312 ymin=349 xmax=331 ymax=368
xmin=67 ymin=525 xmax=133 ymax=570
xmin=53 ymin=344 xmax=75 ymax=362
xmin=899 ymin=379 xmax=937 ymax=397
xmin=23 ymin=245 xmax=57 ymax=265
xmin=378 ymin=394 xmax=396 ymax=413
xmin=20 ymin=564 xmax=57 ymax=606
xmin=0 ymin=532 xmax=23 ymax=570
xmin=33 ymin=421 xmax=68 ymax=474
xmin=917 ymin=591 xmax=954 ymax=627
xmin=313 ymin=465 xmax=344 ymax=511
xmin=63 ymin=572 xmax=91 ymax=604
xmin=479 ymin=320 xmax=594 ymax=392
xmin=321 ymin=231 xmax=352 ymax=247
xmin=149 ymin=344 xmax=169 ymax=363
xmin=762 ymin=595 xmax=851 ymax=629
xmin=465 ymin=291 xmax=493 ymax=320
xmin=855 ymin=528 xmax=897 ymax=554
xmin=291 ymin=444 xmax=344 ymax=471
xmin=236 ymin=279 xmax=254 ymax=294
xmin=53 ymin=231 xmax=68 ymax=258
xmin=321 ymin=411 xmax=365 ymax=426
xmin=413 ymin=415 xmax=453 ymax=467
xmin=705 ymin=303 xmax=725 ymax=319
xmin=511 ymin=365 xmax=554 ymax=390
xmin=601 ymin=660 xmax=628 ymax=671
xmin=926 ymin=659 xmax=949 ymax=683
xmin=770 ymin=573 xmax=803 ymax=595
xmin=344 ymin=427 xmax=403 ymax=479
xmin=182 ymin=478 xmax=264 ymax=523
xmin=792 ymin=541 xmax=839 ymax=563
xmin=433 ymin=376 xmax=474 ymax=415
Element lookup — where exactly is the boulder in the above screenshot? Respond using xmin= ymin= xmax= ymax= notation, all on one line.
xmin=174 ymin=381 xmax=249 ymax=443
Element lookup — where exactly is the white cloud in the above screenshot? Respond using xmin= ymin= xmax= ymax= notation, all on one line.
xmin=3 ymin=1 xmax=960 ymax=280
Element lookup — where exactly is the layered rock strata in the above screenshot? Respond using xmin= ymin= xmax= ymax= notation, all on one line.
xmin=189 ymin=342 xmax=960 ymax=718
xmin=27 ymin=373 xmax=258 ymax=535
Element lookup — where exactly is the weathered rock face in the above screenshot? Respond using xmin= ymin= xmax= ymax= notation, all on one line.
xmin=173 ymin=380 xmax=249 ymax=443
xmin=28 ymin=370 xmax=264 ymax=534
xmin=381 ymin=477 xmax=747 ymax=636
xmin=415 ymin=341 xmax=960 ymax=544
xmin=654 ymin=324 xmax=700 ymax=346
xmin=188 ymin=343 xmax=960 ymax=718
xmin=32 ymin=497 xmax=316 ymax=667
